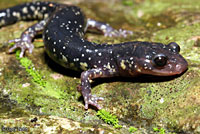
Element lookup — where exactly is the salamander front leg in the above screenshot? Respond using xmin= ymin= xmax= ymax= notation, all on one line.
xmin=8 ymin=34 xmax=34 ymax=58
xmin=8 ymin=19 xmax=48 ymax=57
xmin=86 ymin=19 xmax=133 ymax=37
xmin=78 ymin=68 xmax=117 ymax=110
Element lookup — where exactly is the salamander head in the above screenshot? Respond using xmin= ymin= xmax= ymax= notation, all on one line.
xmin=131 ymin=42 xmax=188 ymax=76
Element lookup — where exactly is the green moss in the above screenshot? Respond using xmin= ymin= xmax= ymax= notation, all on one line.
xmin=122 ymin=0 xmax=134 ymax=6
xmin=97 ymin=109 xmax=122 ymax=128
xmin=129 ymin=126 xmax=138 ymax=133
xmin=15 ymin=50 xmax=46 ymax=87
xmin=153 ymin=127 xmax=166 ymax=134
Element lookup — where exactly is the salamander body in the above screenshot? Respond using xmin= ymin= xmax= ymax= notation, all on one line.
xmin=0 ymin=1 xmax=188 ymax=109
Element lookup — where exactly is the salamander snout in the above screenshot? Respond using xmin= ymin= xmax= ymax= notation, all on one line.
xmin=168 ymin=57 xmax=188 ymax=75
xmin=175 ymin=63 xmax=186 ymax=73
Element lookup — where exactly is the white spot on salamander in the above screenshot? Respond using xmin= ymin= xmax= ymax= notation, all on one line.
xmin=80 ymin=62 xmax=88 ymax=70
xmin=44 ymin=13 xmax=49 ymax=18
xmin=62 ymin=55 xmax=68 ymax=62
xmin=86 ymin=49 xmax=92 ymax=53
xmin=144 ymin=59 xmax=151 ymax=63
xmin=42 ymin=6 xmax=47 ymax=11
xmin=12 ymin=12 xmax=21 ymax=18
xmin=0 ymin=12 xmax=6 ymax=17
xmin=30 ymin=6 xmax=35 ymax=11
xmin=120 ymin=60 xmax=126 ymax=70
xmin=22 ymin=7 xmax=28 ymax=14
xmin=75 ymin=11 xmax=80 ymax=15
xmin=0 ymin=19 xmax=5 ymax=25
xmin=74 ymin=58 xmax=79 ymax=62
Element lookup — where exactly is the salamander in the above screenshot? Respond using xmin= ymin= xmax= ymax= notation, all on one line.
xmin=0 ymin=1 xmax=188 ymax=109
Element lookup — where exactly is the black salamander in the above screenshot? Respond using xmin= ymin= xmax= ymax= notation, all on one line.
xmin=0 ymin=1 xmax=188 ymax=109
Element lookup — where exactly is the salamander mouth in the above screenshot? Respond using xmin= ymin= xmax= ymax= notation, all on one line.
xmin=139 ymin=59 xmax=188 ymax=76
xmin=151 ymin=62 xmax=188 ymax=76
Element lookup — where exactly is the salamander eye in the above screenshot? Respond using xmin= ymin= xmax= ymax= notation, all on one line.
xmin=167 ymin=42 xmax=180 ymax=53
xmin=153 ymin=54 xmax=168 ymax=67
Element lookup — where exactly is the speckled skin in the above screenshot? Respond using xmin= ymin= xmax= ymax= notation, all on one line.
xmin=0 ymin=2 xmax=188 ymax=109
